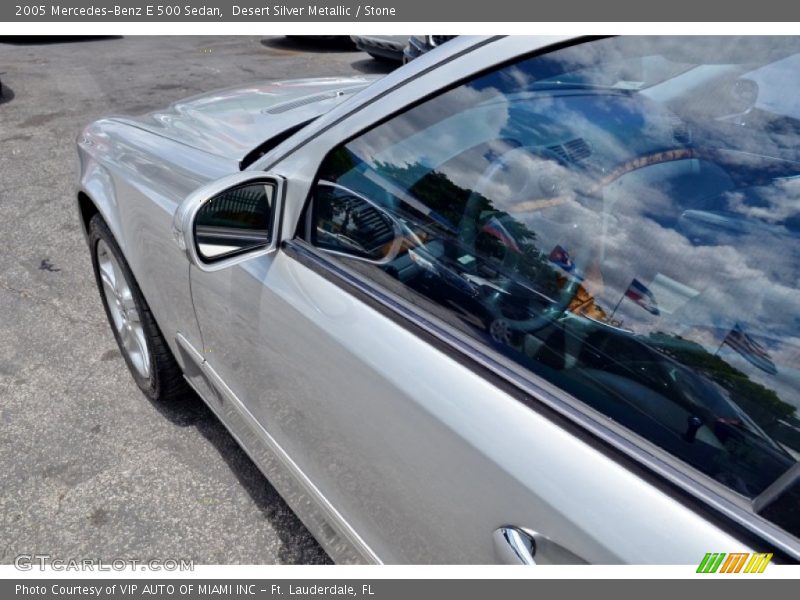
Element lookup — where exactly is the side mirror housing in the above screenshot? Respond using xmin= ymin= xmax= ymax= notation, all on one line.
xmin=172 ymin=172 xmax=283 ymax=271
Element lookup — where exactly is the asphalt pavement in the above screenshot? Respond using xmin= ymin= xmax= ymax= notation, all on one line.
xmin=0 ymin=35 xmax=392 ymax=565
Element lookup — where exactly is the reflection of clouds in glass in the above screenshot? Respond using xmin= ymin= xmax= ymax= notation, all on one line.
xmin=746 ymin=53 xmax=800 ymax=120
xmin=475 ymin=151 xmax=800 ymax=398
xmin=530 ymin=93 xmax=679 ymax=164
xmin=572 ymin=171 xmax=800 ymax=408
xmin=386 ymin=96 xmax=800 ymax=398
xmin=421 ymin=94 xmax=686 ymax=220
xmin=350 ymin=86 xmax=511 ymax=172
xmin=497 ymin=66 xmax=534 ymax=91
xmin=469 ymin=150 xmax=577 ymax=209
xmin=724 ymin=178 xmax=800 ymax=225
xmin=602 ymin=192 xmax=800 ymax=332
xmin=335 ymin=35 xmax=800 ymax=420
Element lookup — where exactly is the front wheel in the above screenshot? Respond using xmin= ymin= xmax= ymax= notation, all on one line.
xmin=89 ymin=214 xmax=189 ymax=402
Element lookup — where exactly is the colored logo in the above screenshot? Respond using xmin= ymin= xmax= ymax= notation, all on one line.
xmin=696 ymin=552 xmax=773 ymax=573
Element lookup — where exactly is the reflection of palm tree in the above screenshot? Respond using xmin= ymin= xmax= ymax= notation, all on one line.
xmin=381 ymin=162 xmax=561 ymax=275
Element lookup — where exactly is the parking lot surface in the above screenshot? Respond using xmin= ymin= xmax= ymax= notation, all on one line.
xmin=0 ymin=36 xmax=391 ymax=565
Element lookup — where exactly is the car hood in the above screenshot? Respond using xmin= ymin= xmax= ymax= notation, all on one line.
xmin=112 ymin=76 xmax=378 ymax=166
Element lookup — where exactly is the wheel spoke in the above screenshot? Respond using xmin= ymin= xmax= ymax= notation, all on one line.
xmin=99 ymin=269 xmax=115 ymax=293
xmin=132 ymin=328 xmax=151 ymax=372
xmin=119 ymin=291 xmax=138 ymax=318
xmin=110 ymin=259 xmax=126 ymax=296
xmin=120 ymin=320 xmax=149 ymax=371
xmin=96 ymin=239 xmax=151 ymax=380
xmin=119 ymin=325 xmax=137 ymax=357
xmin=101 ymin=279 xmax=118 ymax=308
xmin=98 ymin=257 xmax=117 ymax=298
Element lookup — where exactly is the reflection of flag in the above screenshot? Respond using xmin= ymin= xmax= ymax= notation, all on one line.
xmin=481 ymin=216 xmax=522 ymax=254
xmin=548 ymin=244 xmax=574 ymax=272
xmin=624 ymin=278 xmax=660 ymax=315
xmin=648 ymin=273 xmax=700 ymax=315
xmin=723 ymin=323 xmax=777 ymax=375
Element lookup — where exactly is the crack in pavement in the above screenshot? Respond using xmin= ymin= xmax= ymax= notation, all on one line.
xmin=0 ymin=279 xmax=104 ymax=328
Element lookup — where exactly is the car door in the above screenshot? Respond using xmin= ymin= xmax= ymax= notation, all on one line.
xmin=186 ymin=36 xmax=800 ymax=564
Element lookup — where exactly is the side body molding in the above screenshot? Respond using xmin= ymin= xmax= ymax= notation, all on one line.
xmin=173 ymin=333 xmax=379 ymax=565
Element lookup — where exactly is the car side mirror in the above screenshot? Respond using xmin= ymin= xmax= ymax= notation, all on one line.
xmin=172 ymin=172 xmax=283 ymax=271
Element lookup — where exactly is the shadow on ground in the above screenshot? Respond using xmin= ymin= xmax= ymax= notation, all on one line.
xmin=0 ymin=36 xmax=120 ymax=45
xmin=349 ymin=58 xmax=398 ymax=75
xmin=260 ymin=36 xmax=357 ymax=53
xmin=0 ymin=81 xmax=14 ymax=105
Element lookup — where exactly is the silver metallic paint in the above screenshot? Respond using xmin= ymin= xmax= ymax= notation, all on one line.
xmin=118 ymin=77 xmax=377 ymax=163
xmin=77 ymin=35 xmax=792 ymax=563
xmin=188 ymin=245 xmax=748 ymax=563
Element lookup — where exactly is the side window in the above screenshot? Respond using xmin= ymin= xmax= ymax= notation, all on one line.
xmin=303 ymin=37 xmax=800 ymax=534
xmin=312 ymin=182 xmax=402 ymax=263
xmin=195 ymin=183 xmax=273 ymax=262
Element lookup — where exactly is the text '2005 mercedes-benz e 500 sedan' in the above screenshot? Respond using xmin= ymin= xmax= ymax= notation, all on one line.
xmin=76 ymin=36 xmax=800 ymax=564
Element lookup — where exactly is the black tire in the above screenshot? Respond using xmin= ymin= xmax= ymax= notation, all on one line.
xmin=89 ymin=214 xmax=190 ymax=402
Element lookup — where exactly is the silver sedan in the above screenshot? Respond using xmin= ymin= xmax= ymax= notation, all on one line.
xmin=76 ymin=36 xmax=800 ymax=564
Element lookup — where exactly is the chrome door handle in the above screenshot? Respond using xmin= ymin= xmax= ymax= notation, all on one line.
xmin=493 ymin=526 xmax=537 ymax=564
xmin=494 ymin=526 xmax=589 ymax=565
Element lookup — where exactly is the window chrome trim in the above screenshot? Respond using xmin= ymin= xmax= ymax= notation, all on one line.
xmin=281 ymin=238 xmax=800 ymax=562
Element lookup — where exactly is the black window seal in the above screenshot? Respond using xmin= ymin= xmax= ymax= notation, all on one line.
xmin=281 ymin=237 xmax=800 ymax=563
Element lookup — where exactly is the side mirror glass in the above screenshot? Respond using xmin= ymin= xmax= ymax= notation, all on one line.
xmin=195 ymin=182 xmax=273 ymax=261
xmin=172 ymin=172 xmax=282 ymax=270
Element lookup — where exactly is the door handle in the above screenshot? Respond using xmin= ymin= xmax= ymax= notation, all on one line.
xmin=493 ymin=526 xmax=537 ymax=564
xmin=493 ymin=526 xmax=589 ymax=565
